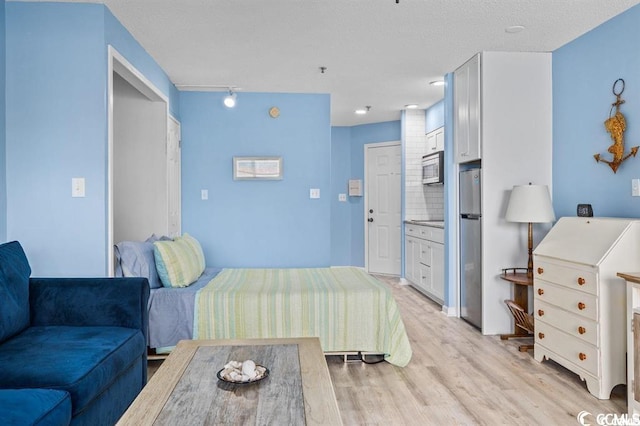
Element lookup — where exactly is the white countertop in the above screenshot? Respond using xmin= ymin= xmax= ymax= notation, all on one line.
xmin=404 ymin=220 xmax=445 ymax=229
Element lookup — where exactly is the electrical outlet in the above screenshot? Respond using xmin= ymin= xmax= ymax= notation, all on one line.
xmin=310 ymin=188 xmax=320 ymax=199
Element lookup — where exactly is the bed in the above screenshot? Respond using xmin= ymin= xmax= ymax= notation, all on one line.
xmin=116 ymin=237 xmax=412 ymax=367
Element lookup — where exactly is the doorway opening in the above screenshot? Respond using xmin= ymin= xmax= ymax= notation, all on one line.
xmin=107 ymin=46 xmax=180 ymax=275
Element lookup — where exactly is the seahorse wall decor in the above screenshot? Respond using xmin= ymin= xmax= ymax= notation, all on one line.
xmin=594 ymin=78 xmax=639 ymax=173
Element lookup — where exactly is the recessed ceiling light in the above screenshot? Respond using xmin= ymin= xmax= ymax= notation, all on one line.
xmin=405 ymin=104 xmax=419 ymax=109
xmin=505 ymin=25 xmax=525 ymax=34
xmin=429 ymin=80 xmax=445 ymax=87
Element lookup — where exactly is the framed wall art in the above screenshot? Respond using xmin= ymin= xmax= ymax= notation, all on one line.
xmin=233 ymin=156 xmax=283 ymax=180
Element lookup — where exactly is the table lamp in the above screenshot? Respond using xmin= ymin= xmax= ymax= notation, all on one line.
xmin=505 ymin=183 xmax=556 ymax=279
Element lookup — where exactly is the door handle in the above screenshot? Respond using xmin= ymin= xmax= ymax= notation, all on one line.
xmin=369 ymin=209 xmax=374 ymax=214
xmin=368 ymin=218 xmax=374 ymax=223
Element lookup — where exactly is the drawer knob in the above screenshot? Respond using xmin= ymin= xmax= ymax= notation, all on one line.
xmin=578 ymin=326 xmax=586 ymax=335
xmin=538 ymin=332 xmax=545 ymax=339
xmin=577 ymin=277 xmax=586 ymax=286
xmin=579 ymin=352 xmax=587 ymax=361
xmin=537 ymin=288 xmax=544 ymax=296
xmin=537 ymin=309 xmax=544 ymax=316
xmin=537 ymin=267 xmax=544 ymax=275
xmin=578 ymin=302 xmax=586 ymax=310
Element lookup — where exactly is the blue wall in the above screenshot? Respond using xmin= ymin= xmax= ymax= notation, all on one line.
xmin=0 ymin=0 xmax=5 ymax=242
xmin=180 ymin=91 xmax=331 ymax=268
xmin=6 ymin=2 xmax=177 ymax=275
xmin=348 ymin=121 xmax=401 ymax=266
xmin=2 ymin=1 xmax=397 ymax=272
xmin=330 ymin=126 xmax=352 ymax=265
xmin=553 ymin=4 xmax=640 ymax=218
xmin=442 ymin=73 xmax=455 ymax=307
xmin=425 ymin=100 xmax=445 ymax=133
xmin=104 ymin=10 xmax=180 ymax=119
xmin=8 ymin=1 xmax=639 ymax=277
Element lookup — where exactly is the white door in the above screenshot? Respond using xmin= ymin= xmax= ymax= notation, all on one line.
xmin=366 ymin=143 xmax=401 ymax=275
xmin=167 ymin=116 xmax=181 ymax=238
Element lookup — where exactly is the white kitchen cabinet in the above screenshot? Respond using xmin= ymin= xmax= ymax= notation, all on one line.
xmin=404 ymin=223 xmax=444 ymax=304
xmin=454 ymin=54 xmax=481 ymax=163
xmin=430 ymin=242 xmax=445 ymax=302
xmin=534 ymin=217 xmax=640 ymax=399
xmin=404 ymin=236 xmax=417 ymax=284
xmin=451 ymin=51 xmax=552 ymax=335
xmin=426 ymin=127 xmax=445 ymax=154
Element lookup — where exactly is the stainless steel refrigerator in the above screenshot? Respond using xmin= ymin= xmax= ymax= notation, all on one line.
xmin=459 ymin=169 xmax=482 ymax=329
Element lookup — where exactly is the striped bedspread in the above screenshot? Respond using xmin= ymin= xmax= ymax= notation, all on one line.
xmin=193 ymin=267 xmax=412 ymax=367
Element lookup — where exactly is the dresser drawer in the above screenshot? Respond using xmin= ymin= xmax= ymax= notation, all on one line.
xmin=534 ymin=259 xmax=597 ymax=296
xmin=535 ymin=299 xmax=598 ymax=346
xmin=419 ymin=240 xmax=431 ymax=265
xmin=535 ymin=321 xmax=598 ymax=376
xmin=416 ymin=226 xmax=444 ymax=243
xmin=406 ymin=224 xmax=444 ymax=243
xmin=406 ymin=224 xmax=419 ymax=237
xmin=534 ymin=281 xmax=597 ymax=321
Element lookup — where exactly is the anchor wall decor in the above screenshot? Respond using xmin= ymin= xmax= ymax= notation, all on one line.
xmin=594 ymin=78 xmax=639 ymax=173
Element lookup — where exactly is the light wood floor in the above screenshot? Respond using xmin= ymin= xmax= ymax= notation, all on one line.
xmin=148 ymin=275 xmax=627 ymax=425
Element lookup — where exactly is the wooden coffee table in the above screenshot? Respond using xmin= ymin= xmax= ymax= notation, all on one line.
xmin=117 ymin=337 xmax=342 ymax=425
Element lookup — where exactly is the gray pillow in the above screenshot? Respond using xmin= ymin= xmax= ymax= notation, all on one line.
xmin=114 ymin=240 xmax=162 ymax=289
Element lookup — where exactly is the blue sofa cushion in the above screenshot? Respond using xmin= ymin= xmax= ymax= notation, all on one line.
xmin=0 ymin=325 xmax=145 ymax=417
xmin=0 ymin=388 xmax=71 ymax=426
xmin=0 ymin=241 xmax=31 ymax=343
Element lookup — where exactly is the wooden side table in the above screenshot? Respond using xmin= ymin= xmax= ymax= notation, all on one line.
xmin=499 ymin=268 xmax=534 ymax=352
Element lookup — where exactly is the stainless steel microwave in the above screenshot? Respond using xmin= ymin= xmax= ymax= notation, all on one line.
xmin=422 ymin=151 xmax=444 ymax=185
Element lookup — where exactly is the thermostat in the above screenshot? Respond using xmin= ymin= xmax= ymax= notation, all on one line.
xmin=348 ymin=179 xmax=362 ymax=197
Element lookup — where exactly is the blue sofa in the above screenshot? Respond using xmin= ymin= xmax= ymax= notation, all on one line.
xmin=0 ymin=241 xmax=149 ymax=425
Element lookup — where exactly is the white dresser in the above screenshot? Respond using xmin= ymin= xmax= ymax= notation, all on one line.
xmin=533 ymin=217 xmax=640 ymax=399
xmin=620 ymin=273 xmax=640 ymax=416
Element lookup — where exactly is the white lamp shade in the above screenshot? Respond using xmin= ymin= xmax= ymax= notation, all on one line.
xmin=505 ymin=184 xmax=556 ymax=223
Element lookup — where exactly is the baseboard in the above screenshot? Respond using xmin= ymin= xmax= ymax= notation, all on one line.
xmin=399 ymin=278 xmax=410 ymax=286
xmin=442 ymin=305 xmax=458 ymax=317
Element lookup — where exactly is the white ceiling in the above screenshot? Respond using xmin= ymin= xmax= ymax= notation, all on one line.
xmin=17 ymin=0 xmax=640 ymax=126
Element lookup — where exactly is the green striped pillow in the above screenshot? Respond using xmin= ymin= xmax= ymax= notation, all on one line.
xmin=154 ymin=236 xmax=204 ymax=288
xmin=179 ymin=233 xmax=206 ymax=273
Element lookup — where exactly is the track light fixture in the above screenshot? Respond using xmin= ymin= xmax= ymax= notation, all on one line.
xmin=223 ymin=89 xmax=237 ymax=108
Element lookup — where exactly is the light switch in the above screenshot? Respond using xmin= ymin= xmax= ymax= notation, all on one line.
xmin=72 ymin=177 xmax=85 ymax=198
xmin=201 ymin=189 xmax=209 ymax=200
xmin=310 ymin=188 xmax=320 ymax=199
xmin=338 ymin=193 xmax=347 ymax=202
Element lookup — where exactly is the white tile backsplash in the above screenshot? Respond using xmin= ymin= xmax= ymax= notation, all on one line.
xmin=403 ymin=110 xmax=444 ymax=221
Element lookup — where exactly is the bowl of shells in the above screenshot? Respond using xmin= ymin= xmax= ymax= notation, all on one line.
xmin=217 ymin=360 xmax=269 ymax=385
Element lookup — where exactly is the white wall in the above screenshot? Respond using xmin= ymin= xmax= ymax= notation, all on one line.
xmin=480 ymin=52 xmax=553 ymax=334
xmin=403 ymin=109 xmax=444 ymax=220
xmin=113 ymin=72 xmax=168 ymax=243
